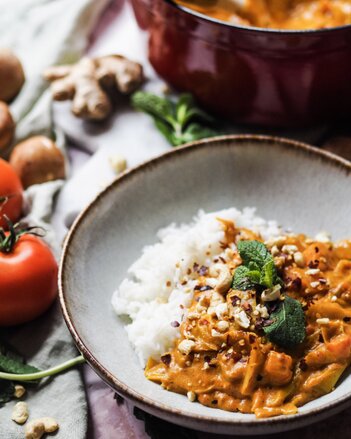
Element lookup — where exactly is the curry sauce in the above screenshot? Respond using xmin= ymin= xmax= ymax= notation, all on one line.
xmin=145 ymin=221 xmax=351 ymax=418
xmin=175 ymin=0 xmax=351 ymax=30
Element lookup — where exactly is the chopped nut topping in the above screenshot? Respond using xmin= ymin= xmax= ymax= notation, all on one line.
xmin=293 ymin=251 xmax=305 ymax=267
xmin=255 ymin=304 xmax=269 ymax=319
xmin=217 ymin=320 xmax=229 ymax=332
xmin=261 ymin=285 xmax=281 ymax=302
xmin=211 ymin=328 xmax=222 ymax=337
xmin=271 ymin=245 xmax=280 ymax=256
xmin=306 ymin=268 xmax=320 ymax=276
xmin=316 ymin=318 xmax=330 ymax=325
xmin=282 ymin=244 xmax=298 ymax=255
xmin=234 ymin=310 xmax=250 ymax=328
xmin=315 ymin=231 xmax=331 ymax=243
xmin=178 ymin=339 xmax=196 ymax=355
xmin=215 ymin=303 xmax=229 ymax=319
xmin=187 ymin=391 xmax=196 ymax=402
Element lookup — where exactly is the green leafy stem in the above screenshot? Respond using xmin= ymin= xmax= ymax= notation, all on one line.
xmin=0 ymin=355 xmax=85 ymax=382
xmin=131 ymin=91 xmax=219 ymax=146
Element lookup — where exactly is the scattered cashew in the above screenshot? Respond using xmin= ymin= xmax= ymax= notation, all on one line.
xmin=25 ymin=420 xmax=45 ymax=439
xmin=39 ymin=417 xmax=59 ymax=433
xmin=109 ymin=153 xmax=127 ymax=174
xmin=12 ymin=401 xmax=29 ymax=424
xmin=25 ymin=417 xmax=59 ymax=439
xmin=209 ymin=263 xmax=232 ymax=294
xmin=14 ymin=384 xmax=26 ymax=398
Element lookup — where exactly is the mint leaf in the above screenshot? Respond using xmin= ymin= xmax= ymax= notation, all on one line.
xmin=179 ymin=123 xmax=218 ymax=143
xmin=0 ymin=353 xmax=40 ymax=375
xmin=263 ymin=295 xmax=306 ymax=348
xmin=260 ymin=260 xmax=276 ymax=288
xmin=237 ymin=240 xmax=272 ymax=269
xmin=131 ymin=91 xmax=175 ymax=123
xmin=233 ymin=240 xmax=282 ymax=290
xmin=232 ymin=265 xmax=260 ymax=290
xmin=0 ymin=341 xmax=41 ymax=406
xmin=0 ymin=342 xmax=40 ymax=375
xmin=154 ymin=119 xmax=175 ymax=145
xmin=131 ymin=91 xmax=219 ymax=147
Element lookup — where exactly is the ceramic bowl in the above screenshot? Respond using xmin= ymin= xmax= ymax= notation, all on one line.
xmin=59 ymin=135 xmax=351 ymax=435
xmin=130 ymin=0 xmax=351 ymax=127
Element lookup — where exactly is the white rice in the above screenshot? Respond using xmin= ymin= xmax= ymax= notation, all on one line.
xmin=111 ymin=207 xmax=282 ymax=366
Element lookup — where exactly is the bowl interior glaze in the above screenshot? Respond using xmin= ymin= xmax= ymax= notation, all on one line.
xmin=60 ymin=136 xmax=351 ymax=435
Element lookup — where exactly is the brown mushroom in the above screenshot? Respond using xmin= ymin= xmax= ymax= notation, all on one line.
xmin=0 ymin=101 xmax=15 ymax=152
xmin=9 ymin=136 xmax=65 ymax=189
xmin=0 ymin=48 xmax=25 ymax=102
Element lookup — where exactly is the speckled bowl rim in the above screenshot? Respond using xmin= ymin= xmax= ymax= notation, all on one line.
xmin=59 ymin=135 xmax=351 ymax=431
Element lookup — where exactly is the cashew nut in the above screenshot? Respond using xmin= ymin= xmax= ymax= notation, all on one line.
xmin=25 ymin=417 xmax=59 ymax=439
xmin=12 ymin=401 xmax=29 ymax=424
xmin=234 ymin=310 xmax=251 ymax=328
xmin=209 ymin=264 xmax=232 ymax=294
xmin=39 ymin=417 xmax=59 ymax=433
xmin=25 ymin=420 xmax=45 ymax=439
xmin=178 ymin=339 xmax=196 ymax=355
xmin=13 ymin=384 xmax=26 ymax=398
xmin=261 ymin=284 xmax=281 ymax=302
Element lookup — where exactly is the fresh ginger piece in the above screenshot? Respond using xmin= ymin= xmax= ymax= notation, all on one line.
xmin=44 ymin=55 xmax=143 ymax=120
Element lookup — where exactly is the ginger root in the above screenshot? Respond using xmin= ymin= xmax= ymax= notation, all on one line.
xmin=0 ymin=48 xmax=25 ymax=102
xmin=43 ymin=55 xmax=143 ymax=120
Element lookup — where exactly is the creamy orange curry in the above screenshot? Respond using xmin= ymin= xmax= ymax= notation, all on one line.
xmin=175 ymin=0 xmax=351 ymax=30
xmin=146 ymin=221 xmax=351 ymax=418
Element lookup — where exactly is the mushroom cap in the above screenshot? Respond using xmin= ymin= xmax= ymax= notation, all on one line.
xmin=0 ymin=101 xmax=15 ymax=151
xmin=0 ymin=48 xmax=25 ymax=102
xmin=9 ymin=136 xmax=65 ymax=189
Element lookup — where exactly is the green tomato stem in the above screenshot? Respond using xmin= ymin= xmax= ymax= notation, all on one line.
xmin=0 ymin=355 xmax=85 ymax=382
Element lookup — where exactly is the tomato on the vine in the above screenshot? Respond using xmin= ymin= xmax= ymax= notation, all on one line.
xmin=0 ymin=224 xmax=58 ymax=326
xmin=0 ymin=158 xmax=23 ymax=229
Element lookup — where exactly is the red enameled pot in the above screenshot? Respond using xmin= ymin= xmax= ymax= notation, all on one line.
xmin=130 ymin=0 xmax=351 ymax=127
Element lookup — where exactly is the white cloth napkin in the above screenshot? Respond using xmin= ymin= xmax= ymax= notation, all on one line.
xmin=0 ymin=1 xmax=110 ymax=438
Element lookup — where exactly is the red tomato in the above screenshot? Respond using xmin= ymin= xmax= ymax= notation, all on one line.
xmin=0 ymin=233 xmax=58 ymax=326
xmin=0 ymin=158 xmax=23 ymax=229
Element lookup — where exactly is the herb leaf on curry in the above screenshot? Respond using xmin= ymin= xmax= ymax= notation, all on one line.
xmin=263 ymin=295 xmax=306 ymax=348
xmin=232 ymin=240 xmax=305 ymax=348
xmin=232 ymin=240 xmax=282 ymax=290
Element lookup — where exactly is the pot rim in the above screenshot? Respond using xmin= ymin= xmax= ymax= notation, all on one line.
xmin=163 ymin=0 xmax=351 ymax=35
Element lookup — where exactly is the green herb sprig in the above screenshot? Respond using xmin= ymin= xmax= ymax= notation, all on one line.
xmin=232 ymin=240 xmax=306 ymax=348
xmin=232 ymin=240 xmax=282 ymax=290
xmin=131 ymin=91 xmax=219 ymax=146
xmin=263 ymin=295 xmax=306 ymax=348
xmin=0 ymin=342 xmax=85 ymax=407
